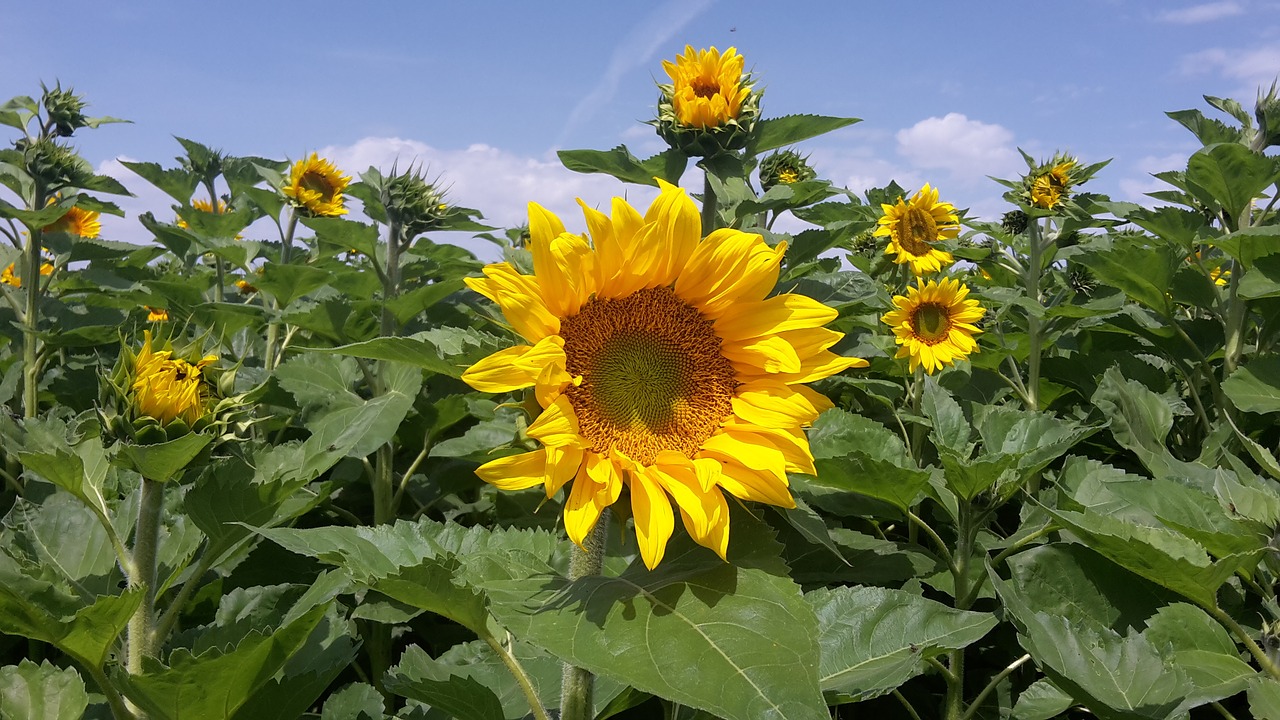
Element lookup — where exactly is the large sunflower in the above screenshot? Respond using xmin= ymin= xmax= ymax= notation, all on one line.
xmin=282 ymin=153 xmax=351 ymax=217
xmin=662 ymin=45 xmax=750 ymax=129
xmin=882 ymin=277 xmax=984 ymax=375
xmin=876 ymin=183 xmax=959 ymax=276
xmin=463 ymin=182 xmax=866 ymax=568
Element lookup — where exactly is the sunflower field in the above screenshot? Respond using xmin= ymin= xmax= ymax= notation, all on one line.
xmin=3 ymin=45 xmax=1280 ymax=720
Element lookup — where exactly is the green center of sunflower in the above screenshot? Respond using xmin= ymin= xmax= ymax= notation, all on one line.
xmin=560 ymin=286 xmax=736 ymax=465
xmin=299 ymin=170 xmax=337 ymax=202
xmin=910 ymin=302 xmax=952 ymax=344
xmin=898 ymin=206 xmax=937 ymax=256
xmin=691 ymin=78 xmax=719 ymax=99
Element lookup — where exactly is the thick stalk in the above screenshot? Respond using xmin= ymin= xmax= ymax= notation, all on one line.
xmin=263 ymin=211 xmax=300 ymax=371
xmin=1223 ymin=197 xmax=1254 ymax=376
xmin=127 ymin=478 xmax=165 ymax=674
xmin=945 ymin=502 xmax=975 ymax=720
xmin=700 ymin=170 xmax=719 ymax=236
xmin=204 ymin=181 xmax=225 ymax=304
xmin=1024 ymin=220 xmax=1044 ymax=412
xmin=908 ymin=369 xmax=924 ymax=545
xmin=560 ymin=516 xmax=609 ymax=720
xmin=22 ymin=204 xmax=45 ymax=418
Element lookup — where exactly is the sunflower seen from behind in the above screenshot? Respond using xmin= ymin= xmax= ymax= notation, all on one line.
xmin=463 ymin=181 xmax=866 ymax=569
xmin=876 ymin=183 xmax=959 ymax=276
xmin=282 ymin=153 xmax=351 ymax=217
xmin=882 ymin=277 xmax=984 ymax=375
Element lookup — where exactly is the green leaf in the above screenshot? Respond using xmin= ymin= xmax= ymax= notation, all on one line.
xmin=556 ymin=146 xmax=687 ymax=186
xmin=305 ymin=328 xmax=501 ymax=379
xmin=1143 ymin=603 xmax=1253 ymax=707
xmin=18 ymin=437 xmax=115 ymax=535
xmin=811 ymin=454 xmax=932 ymax=512
xmin=255 ymin=263 xmax=332 ymax=308
xmin=1250 ymin=676 xmax=1280 ymax=720
xmin=275 ymin=353 xmax=362 ymax=411
xmin=1224 ymin=356 xmax=1280 ymax=414
xmin=921 ymin=376 xmax=970 ymax=453
xmin=1237 ymin=254 xmax=1280 ymax=299
xmin=1011 ymin=680 xmax=1074 ymax=720
xmin=1185 ymin=142 xmax=1280 ymax=224
xmin=320 ymin=683 xmax=387 ymax=720
xmin=0 ymin=660 xmax=89 ymax=720
xmin=1216 ymin=225 xmax=1280 ymax=267
xmin=746 ymin=115 xmax=860 ymax=156
xmin=119 ymin=161 xmax=200 ymax=205
xmin=1073 ymin=240 xmax=1179 ymax=313
xmin=384 ymin=645 xmax=506 ymax=720
xmin=480 ymin=523 xmax=828 ymax=720
xmin=809 ymin=585 xmax=996 ymax=702
xmin=119 ymin=603 xmax=329 ymax=720
xmin=116 ymin=433 xmax=213 ymax=483
xmin=806 ymin=408 xmax=910 ymax=464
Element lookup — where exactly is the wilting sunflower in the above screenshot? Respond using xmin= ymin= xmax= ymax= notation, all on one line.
xmin=882 ymin=277 xmax=984 ymax=375
xmin=463 ymin=182 xmax=866 ymax=568
xmin=44 ymin=204 xmax=101 ymax=239
xmin=1029 ymin=160 xmax=1075 ymax=210
xmin=131 ymin=330 xmax=216 ymax=426
xmin=662 ymin=45 xmax=751 ymax=129
xmin=282 ymin=153 xmax=351 ymax=217
xmin=145 ymin=306 xmax=169 ymax=323
xmin=1 ymin=261 xmax=54 ymax=288
xmin=876 ymin=183 xmax=959 ymax=276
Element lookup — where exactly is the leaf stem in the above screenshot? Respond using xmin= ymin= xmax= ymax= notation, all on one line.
xmin=561 ymin=516 xmax=609 ymax=720
xmin=960 ymin=654 xmax=1032 ymax=720
xmin=893 ymin=689 xmax=925 ymax=720
xmin=906 ymin=509 xmax=954 ymax=568
xmin=1206 ymin=602 xmax=1280 ymax=680
xmin=483 ymin=631 xmax=552 ymax=720
xmin=700 ymin=169 xmax=719 ymax=235
xmin=83 ymin=660 xmax=134 ymax=720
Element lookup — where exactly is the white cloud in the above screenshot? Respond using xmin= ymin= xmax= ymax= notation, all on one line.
xmin=1181 ymin=45 xmax=1280 ymax=94
xmin=95 ymin=157 xmax=182 ymax=244
xmin=1117 ymin=152 xmax=1191 ymax=205
xmin=895 ymin=113 xmax=1022 ymax=186
xmin=1157 ymin=1 xmax=1245 ymax=23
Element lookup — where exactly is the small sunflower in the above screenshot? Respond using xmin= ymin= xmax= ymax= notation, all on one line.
xmin=1030 ymin=160 xmax=1075 ymax=210
xmin=131 ymin=330 xmax=217 ymax=426
xmin=875 ymin=183 xmax=959 ymax=276
xmin=882 ymin=277 xmax=984 ymax=375
xmin=662 ymin=45 xmax=750 ymax=129
xmin=1 ymin=261 xmax=54 ymax=288
xmin=282 ymin=153 xmax=351 ymax=217
xmin=235 ymin=279 xmax=257 ymax=294
xmin=463 ymin=182 xmax=867 ymax=568
xmin=145 ymin=306 xmax=169 ymax=323
xmin=45 ymin=204 xmax=101 ymax=239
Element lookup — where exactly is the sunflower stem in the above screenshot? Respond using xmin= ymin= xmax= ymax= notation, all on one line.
xmin=700 ymin=169 xmax=719 ymax=235
xmin=264 ymin=211 xmax=300 ymax=372
xmin=560 ymin=516 xmax=609 ymax=720
xmin=1024 ymin=219 xmax=1044 ymax=414
xmin=21 ymin=183 xmax=48 ymax=418
xmin=204 ymin=180 xmax=225 ymax=304
xmin=127 ymin=477 xmax=165 ymax=675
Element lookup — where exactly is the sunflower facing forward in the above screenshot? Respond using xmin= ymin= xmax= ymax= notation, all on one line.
xmin=282 ymin=153 xmax=351 ymax=217
xmin=876 ymin=184 xmax=959 ymax=276
xmin=463 ymin=182 xmax=866 ymax=568
xmin=882 ymin=277 xmax=984 ymax=374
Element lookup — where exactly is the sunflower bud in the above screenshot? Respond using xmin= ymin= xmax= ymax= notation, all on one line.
xmin=41 ymin=83 xmax=89 ymax=138
xmin=759 ymin=150 xmax=816 ymax=190
xmin=384 ymin=167 xmax=449 ymax=239
xmin=1018 ymin=152 xmax=1085 ymax=211
xmin=654 ymin=45 xmax=761 ymax=157
xmin=1001 ymin=210 xmax=1028 ymax=235
xmin=17 ymin=137 xmax=92 ymax=190
xmin=1067 ymin=266 xmax=1097 ymax=297
xmin=1254 ymin=81 xmax=1280 ymax=153
xmin=849 ymin=229 xmax=879 ymax=259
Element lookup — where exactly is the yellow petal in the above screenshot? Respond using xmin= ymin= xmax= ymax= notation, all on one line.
xmin=651 ymin=453 xmax=730 ymax=560
xmin=676 ymin=229 xmax=785 ymax=317
xmin=545 ymin=444 xmax=584 ymax=497
xmin=531 ymin=229 xmax=595 ymax=317
xmin=462 ymin=335 xmax=566 ymax=393
xmin=476 ymin=449 xmax=547 ymax=491
xmin=712 ymin=458 xmax=796 ymax=508
xmin=468 ymin=263 xmax=559 ymax=342
xmin=527 ymin=395 xmax=585 ymax=448
xmin=564 ymin=460 xmax=606 ymax=547
xmin=527 ymin=201 xmax=566 ymax=250
xmin=595 ymin=197 xmax=645 ymax=295
xmin=700 ymin=430 xmax=788 ymax=483
xmin=713 ymin=294 xmax=838 ymax=342
xmin=630 ymin=468 xmax=675 ymax=570
xmin=731 ymin=380 xmax=829 ymax=427
xmin=643 ymin=180 xmax=700 ymax=287
xmin=723 ymin=419 xmax=816 ymax=475
xmin=722 ymin=334 xmax=802 ymax=374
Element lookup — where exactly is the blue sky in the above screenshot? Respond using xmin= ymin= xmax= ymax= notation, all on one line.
xmin=3 ymin=0 xmax=1278 ymax=253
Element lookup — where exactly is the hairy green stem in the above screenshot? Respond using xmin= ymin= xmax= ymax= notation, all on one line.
xmin=127 ymin=478 xmax=165 ymax=674
xmin=960 ymin=654 xmax=1032 ymax=720
xmin=945 ymin=502 xmax=976 ymax=720
xmin=1024 ymin=220 xmax=1044 ymax=412
xmin=153 ymin=549 xmax=217 ymax=646
xmin=264 ymin=211 xmax=300 ymax=371
xmin=485 ymin=632 xmax=552 ymax=720
xmin=893 ymin=689 xmax=925 ymax=720
xmin=22 ymin=212 xmax=44 ymax=418
xmin=1206 ymin=603 xmax=1280 ymax=680
xmin=560 ymin=516 xmax=609 ymax=720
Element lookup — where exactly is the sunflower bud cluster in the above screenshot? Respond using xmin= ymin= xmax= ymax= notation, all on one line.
xmin=759 ymin=150 xmax=816 ymax=190
xmin=1253 ymin=82 xmax=1280 ymax=153
xmin=384 ymin=168 xmax=449 ymax=239
xmin=16 ymin=137 xmax=92 ymax=190
xmin=655 ymin=45 xmax=761 ymax=157
xmin=41 ymin=83 xmax=89 ymax=138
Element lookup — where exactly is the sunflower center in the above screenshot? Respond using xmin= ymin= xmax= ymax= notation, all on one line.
xmin=299 ymin=170 xmax=337 ymax=202
xmin=910 ymin=302 xmax=952 ymax=345
xmin=691 ymin=78 xmax=720 ymax=99
xmin=560 ymin=286 xmax=736 ymax=465
xmin=898 ymin=206 xmax=937 ymax=256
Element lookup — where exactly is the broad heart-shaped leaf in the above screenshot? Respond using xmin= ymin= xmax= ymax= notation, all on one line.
xmin=384 ymin=645 xmax=506 ymax=720
xmin=1185 ymin=142 xmax=1280 ymax=223
xmin=1044 ymin=507 xmax=1255 ymax=608
xmin=275 ymin=352 xmax=363 ymax=412
xmin=811 ymin=454 xmax=932 ymax=512
xmin=556 ymin=146 xmax=687 ymax=186
xmin=1237 ymin=253 xmax=1280 ymax=300
xmin=1250 ymin=677 xmax=1280 ymax=720
xmin=808 ymin=585 xmax=996 ymax=703
xmin=806 ymin=408 xmax=910 ymax=463
xmin=18 ymin=436 xmax=114 ymax=537
xmin=254 ymin=263 xmax=332 ymax=308
xmin=303 ymin=361 xmax=422 ymax=460
xmin=119 ymin=603 xmax=329 ymax=720
xmin=116 ymin=432 xmax=212 ymax=483
xmin=1071 ymin=239 xmax=1179 ymax=314
xmin=1224 ymin=356 xmax=1280 ymax=414
xmin=1143 ymin=603 xmax=1254 ymax=709
xmin=0 ymin=660 xmax=89 ymax=720
xmin=1215 ymin=225 xmax=1280 ymax=267
xmin=1011 ymin=680 xmax=1074 ymax=720
xmin=479 ymin=526 xmax=828 ymax=720
xmin=746 ymin=114 xmax=860 ymax=156
xmin=1091 ymin=365 xmax=1212 ymax=483
xmin=0 ymin=553 xmax=142 ymax=669
xmin=921 ymin=376 xmax=970 ymax=453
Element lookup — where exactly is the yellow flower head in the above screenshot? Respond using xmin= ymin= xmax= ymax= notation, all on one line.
xmin=463 ymin=182 xmax=868 ymax=569
xmin=130 ymin=330 xmax=216 ymax=426
xmin=1029 ymin=160 xmax=1076 ymax=210
xmin=662 ymin=45 xmax=751 ymax=129
xmin=282 ymin=153 xmax=351 ymax=217
xmin=1 ymin=261 xmax=54 ymax=288
xmin=44 ymin=204 xmax=101 ymax=239
xmin=875 ymin=183 xmax=960 ymax=276
xmin=235 ymin=278 xmax=257 ymax=294
xmin=882 ymin=278 xmax=985 ymax=375
xmin=145 ymin=306 xmax=169 ymax=323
